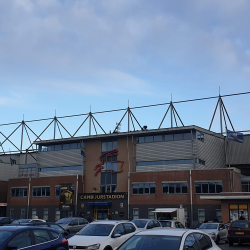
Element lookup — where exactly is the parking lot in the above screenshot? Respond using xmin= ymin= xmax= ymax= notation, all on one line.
xmin=219 ymin=242 xmax=250 ymax=250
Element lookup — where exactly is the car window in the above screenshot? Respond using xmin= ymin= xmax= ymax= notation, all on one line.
xmin=9 ymin=218 xmax=15 ymax=223
xmin=8 ymin=230 xmax=32 ymax=249
xmin=231 ymin=221 xmax=250 ymax=228
xmin=184 ymin=234 xmax=199 ymax=250
xmin=70 ymin=219 xmax=78 ymax=226
xmin=178 ymin=222 xmax=184 ymax=228
xmin=79 ymin=218 xmax=88 ymax=225
xmin=78 ymin=224 xmax=114 ymax=236
xmin=33 ymin=229 xmax=51 ymax=244
xmin=175 ymin=222 xmax=179 ymax=228
xmin=114 ymin=224 xmax=125 ymax=235
xmin=50 ymin=224 xmax=65 ymax=233
xmin=194 ymin=233 xmax=212 ymax=250
xmin=154 ymin=221 xmax=161 ymax=228
xmin=0 ymin=231 xmax=13 ymax=245
xmin=160 ymin=221 xmax=171 ymax=227
xmin=50 ymin=231 xmax=60 ymax=239
xmin=219 ymin=224 xmax=225 ymax=230
xmin=147 ymin=221 xmax=154 ymax=229
xmin=124 ymin=223 xmax=136 ymax=234
xmin=1 ymin=219 xmax=9 ymax=225
xmin=38 ymin=224 xmax=49 ymax=227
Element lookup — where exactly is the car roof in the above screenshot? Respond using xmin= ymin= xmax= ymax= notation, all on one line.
xmin=0 ymin=225 xmax=61 ymax=233
xmin=91 ymin=220 xmax=130 ymax=225
xmin=131 ymin=219 xmax=153 ymax=221
xmin=135 ymin=228 xmax=190 ymax=236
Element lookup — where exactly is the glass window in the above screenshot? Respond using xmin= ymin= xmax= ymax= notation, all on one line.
xmin=133 ymin=184 xmax=138 ymax=194
xmin=201 ymin=183 xmax=209 ymax=193
xmin=195 ymin=233 xmax=212 ymax=250
xmin=55 ymin=144 xmax=62 ymax=151
xmin=138 ymin=137 xmax=144 ymax=143
xmin=133 ymin=209 xmax=139 ymax=220
xmin=154 ymin=135 xmax=163 ymax=142
xmin=150 ymin=183 xmax=155 ymax=194
xmin=55 ymin=186 xmax=61 ymax=196
xmin=32 ymin=209 xmax=37 ymax=219
xmin=195 ymin=183 xmax=202 ymax=194
xmin=145 ymin=136 xmax=153 ymax=143
xmin=33 ymin=230 xmax=50 ymax=244
xmin=124 ymin=223 xmax=136 ymax=234
xmin=184 ymin=234 xmax=199 ymax=250
xmin=148 ymin=209 xmax=155 ymax=219
xmin=163 ymin=183 xmax=168 ymax=194
xmin=169 ymin=183 xmax=175 ymax=193
xmin=50 ymin=231 xmax=59 ymax=239
xmin=183 ymin=132 xmax=192 ymax=140
xmin=138 ymin=184 xmax=144 ymax=194
xmin=198 ymin=210 xmax=205 ymax=222
xmin=70 ymin=143 xmax=78 ymax=149
xmin=164 ymin=134 xmax=173 ymax=141
xmin=216 ymin=182 xmax=223 ymax=193
xmin=8 ymin=231 xmax=31 ymax=249
xmin=48 ymin=145 xmax=55 ymax=151
xmin=43 ymin=208 xmax=48 ymax=221
xmin=11 ymin=188 xmax=28 ymax=197
xmin=55 ymin=208 xmax=60 ymax=221
xmin=63 ymin=144 xmax=70 ymax=150
xmin=174 ymin=134 xmax=183 ymax=140
xmin=216 ymin=210 xmax=222 ymax=221
xmin=114 ymin=224 xmax=125 ymax=235
xmin=144 ymin=183 xmax=150 ymax=194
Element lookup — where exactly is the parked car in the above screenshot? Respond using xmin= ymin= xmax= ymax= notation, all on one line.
xmin=13 ymin=221 xmax=73 ymax=239
xmin=131 ymin=219 xmax=162 ymax=230
xmin=0 ymin=217 xmax=16 ymax=226
xmin=68 ymin=220 xmax=137 ymax=250
xmin=56 ymin=217 xmax=89 ymax=233
xmin=11 ymin=218 xmax=46 ymax=225
xmin=113 ymin=228 xmax=221 ymax=250
xmin=0 ymin=225 xmax=69 ymax=249
xmin=198 ymin=222 xmax=228 ymax=244
xmin=159 ymin=220 xmax=185 ymax=228
xmin=227 ymin=220 xmax=250 ymax=246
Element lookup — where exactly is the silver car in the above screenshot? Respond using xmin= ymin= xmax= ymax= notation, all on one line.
xmin=198 ymin=222 xmax=228 ymax=244
xmin=56 ymin=217 xmax=89 ymax=233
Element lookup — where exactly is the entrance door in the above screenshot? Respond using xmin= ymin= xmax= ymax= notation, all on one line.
xmin=94 ymin=207 xmax=110 ymax=220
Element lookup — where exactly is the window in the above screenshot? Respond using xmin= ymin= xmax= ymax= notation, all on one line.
xmin=20 ymin=208 xmax=26 ymax=219
xmin=114 ymin=224 xmax=125 ymax=235
xmin=195 ymin=158 xmax=206 ymax=166
xmin=197 ymin=131 xmax=204 ymax=142
xmin=33 ymin=187 xmax=50 ymax=197
xmin=133 ymin=209 xmax=139 ymax=219
xmin=10 ymin=209 xmax=14 ymax=218
xmin=198 ymin=209 xmax=205 ymax=222
xmin=144 ymin=136 xmax=153 ymax=143
xmin=162 ymin=182 xmax=188 ymax=194
xmin=195 ymin=233 xmax=212 ymax=250
xmin=100 ymin=172 xmax=117 ymax=193
xmin=124 ymin=223 xmax=136 ymax=234
xmin=33 ymin=230 xmax=50 ymax=244
xmin=55 ymin=144 xmax=62 ymax=151
xmin=43 ymin=208 xmax=48 ymax=221
xmin=11 ymin=188 xmax=28 ymax=197
xmin=102 ymin=140 xmax=117 ymax=152
xmin=154 ymin=135 xmax=163 ymax=142
xmin=55 ymin=208 xmax=60 ymax=221
xmin=32 ymin=209 xmax=37 ymax=219
xmin=137 ymin=159 xmax=194 ymax=167
xmin=195 ymin=182 xmax=223 ymax=194
xmin=132 ymin=183 xmax=155 ymax=195
xmin=8 ymin=231 xmax=32 ymax=249
xmin=148 ymin=209 xmax=155 ymax=219
xmin=39 ymin=142 xmax=84 ymax=151
xmin=55 ymin=186 xmax=61 ymax=196
xmin=39 ymin=165 xmax=82 ymax=172
xmin=174 ymin=133 xmax=183 ymax=140
xmin=68 ymin=210 xmax=73 ymax=217
xmin=242 ymin=181 xmax=250 ymax=192
xmin=184 ymin=234 xmax=199 ymax=250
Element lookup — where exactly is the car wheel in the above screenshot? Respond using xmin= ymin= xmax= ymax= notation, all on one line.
xmin=104 ymin=246 xmax=112 ymax=250
xmin=215 ymin=235 xmax=220 ymax=244
xmin=229 ymin=241 xmax=233 ymax=246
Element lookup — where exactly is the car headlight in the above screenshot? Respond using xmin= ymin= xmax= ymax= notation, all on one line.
xmin=86 ymin=244 xmax=100 ymax=250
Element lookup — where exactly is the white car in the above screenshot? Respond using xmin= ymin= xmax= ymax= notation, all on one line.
xmin=68 ymin=220 xmax=137 ymax=250
xmin=131 ymin=219 xmax=162 ymax=230
xmin=114 ymin=228 xmax=222 ymax=250
xmin=159 ymin=220 xmax=185 ymax=228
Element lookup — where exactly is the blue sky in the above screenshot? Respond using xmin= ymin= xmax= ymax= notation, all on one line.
xmin=0 ymin=0 xmax=250 ymax=152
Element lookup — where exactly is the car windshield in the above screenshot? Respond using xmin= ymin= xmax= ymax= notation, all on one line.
xmin=118 ymin=235 xmax=181 ymax=250
xmin=77 ymin=224 xmax=114 ymax=236
xmin=0 ymin=231 xmax=13 ymax=245
xmin=56 ymin=218 xmax=72 ymax=224
xmin=160 ymin=221 xmax=171 ymax=227
xmin=131 ymin=220 xmax=148 ymax=228
xmin=199 ymin=224 xmax=218 ymax=230
xmin=12 ymin=219 xmax=30 ymax=224
xmin=231 ymin=221 xmax=250 ymax=229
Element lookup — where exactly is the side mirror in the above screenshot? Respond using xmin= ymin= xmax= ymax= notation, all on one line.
xmin=113 ymin=234 xmax=121 ymax=238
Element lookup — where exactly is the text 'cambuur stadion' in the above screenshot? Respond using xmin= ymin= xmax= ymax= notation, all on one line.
xmin=1 ymin=124 xmax=249 ymax=225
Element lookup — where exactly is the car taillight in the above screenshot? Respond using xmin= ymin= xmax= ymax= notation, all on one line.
xmin=62 ymin=238 xmax=68 ymax=245
xmin=228 ymin=223 xmax=232 ymax=231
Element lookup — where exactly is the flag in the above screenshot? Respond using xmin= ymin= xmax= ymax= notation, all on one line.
xmin=227 ymin=129 xmax=244 ymax=143
xmin=81 ymin=149 xmax=86 ymax=157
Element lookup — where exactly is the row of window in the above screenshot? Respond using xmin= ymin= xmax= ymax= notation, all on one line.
xmin=39 ymin=142 xmax=84 ymax=152
xmin=11 ymin=186 xmax=75 ymax=198
xmin=102 ymin=140 xmax=118 ymax=152
xmin=137 ymin=159 xmax=195 ymax=166
xmin=39 ymin=166 xmax=82 ymax=172
xmin=132 ymin=182 xmax=223 ymax=195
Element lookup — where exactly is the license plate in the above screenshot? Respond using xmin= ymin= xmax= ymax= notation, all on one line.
xmin=236 ymin=232 xmax=244 ymax=235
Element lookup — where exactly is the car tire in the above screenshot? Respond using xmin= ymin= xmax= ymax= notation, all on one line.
xmin=104 ymin=246 xmax=112 ymax=250
xmin=215 ymin=235 xmax=220 ymax=244
xmin=229 ymin=241 xmax=233 ymax=246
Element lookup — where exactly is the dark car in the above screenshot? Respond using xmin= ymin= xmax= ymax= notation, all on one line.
xmin=0 ymin=217 xmax=16 ymax=226
xmin=24 ymin=221 xmax=73 ymax=239
xmin=228 ymin=220 xmax=250 ymax=246
xmin=0 ymin=225 xmax=69 ymax=249
xmin=56 ymin=217 xmax=89 ymax=234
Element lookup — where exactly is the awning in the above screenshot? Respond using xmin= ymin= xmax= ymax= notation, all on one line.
xmin=88 ymin=202 xmax=112 ymax=206
xmin=152 ymin=208 xmax=178 ymax=213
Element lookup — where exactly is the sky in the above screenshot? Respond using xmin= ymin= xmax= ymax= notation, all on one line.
xmin=0 ymin=0 xmax=250 ymax=152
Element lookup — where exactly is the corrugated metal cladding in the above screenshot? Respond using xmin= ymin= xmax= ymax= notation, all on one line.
xmin=39 ymin=169 xmax=82 ymax=177
xmin=195 ymin=133 xmax=226 ymax=169
xmin=136 ymin=140 xmax=193 ymax=162
xmin=136 ymin=164 xmax=194 ymax=172
xmin=37 ymin=149 xmax=82 ymax=168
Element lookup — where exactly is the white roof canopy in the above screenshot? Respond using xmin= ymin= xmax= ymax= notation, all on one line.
xmin=152 ymin=208 xmax=178 ymax=213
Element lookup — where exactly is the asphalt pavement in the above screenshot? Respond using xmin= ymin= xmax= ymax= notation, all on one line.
xmin=218 ymin=242 xmax=250 ymax=250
